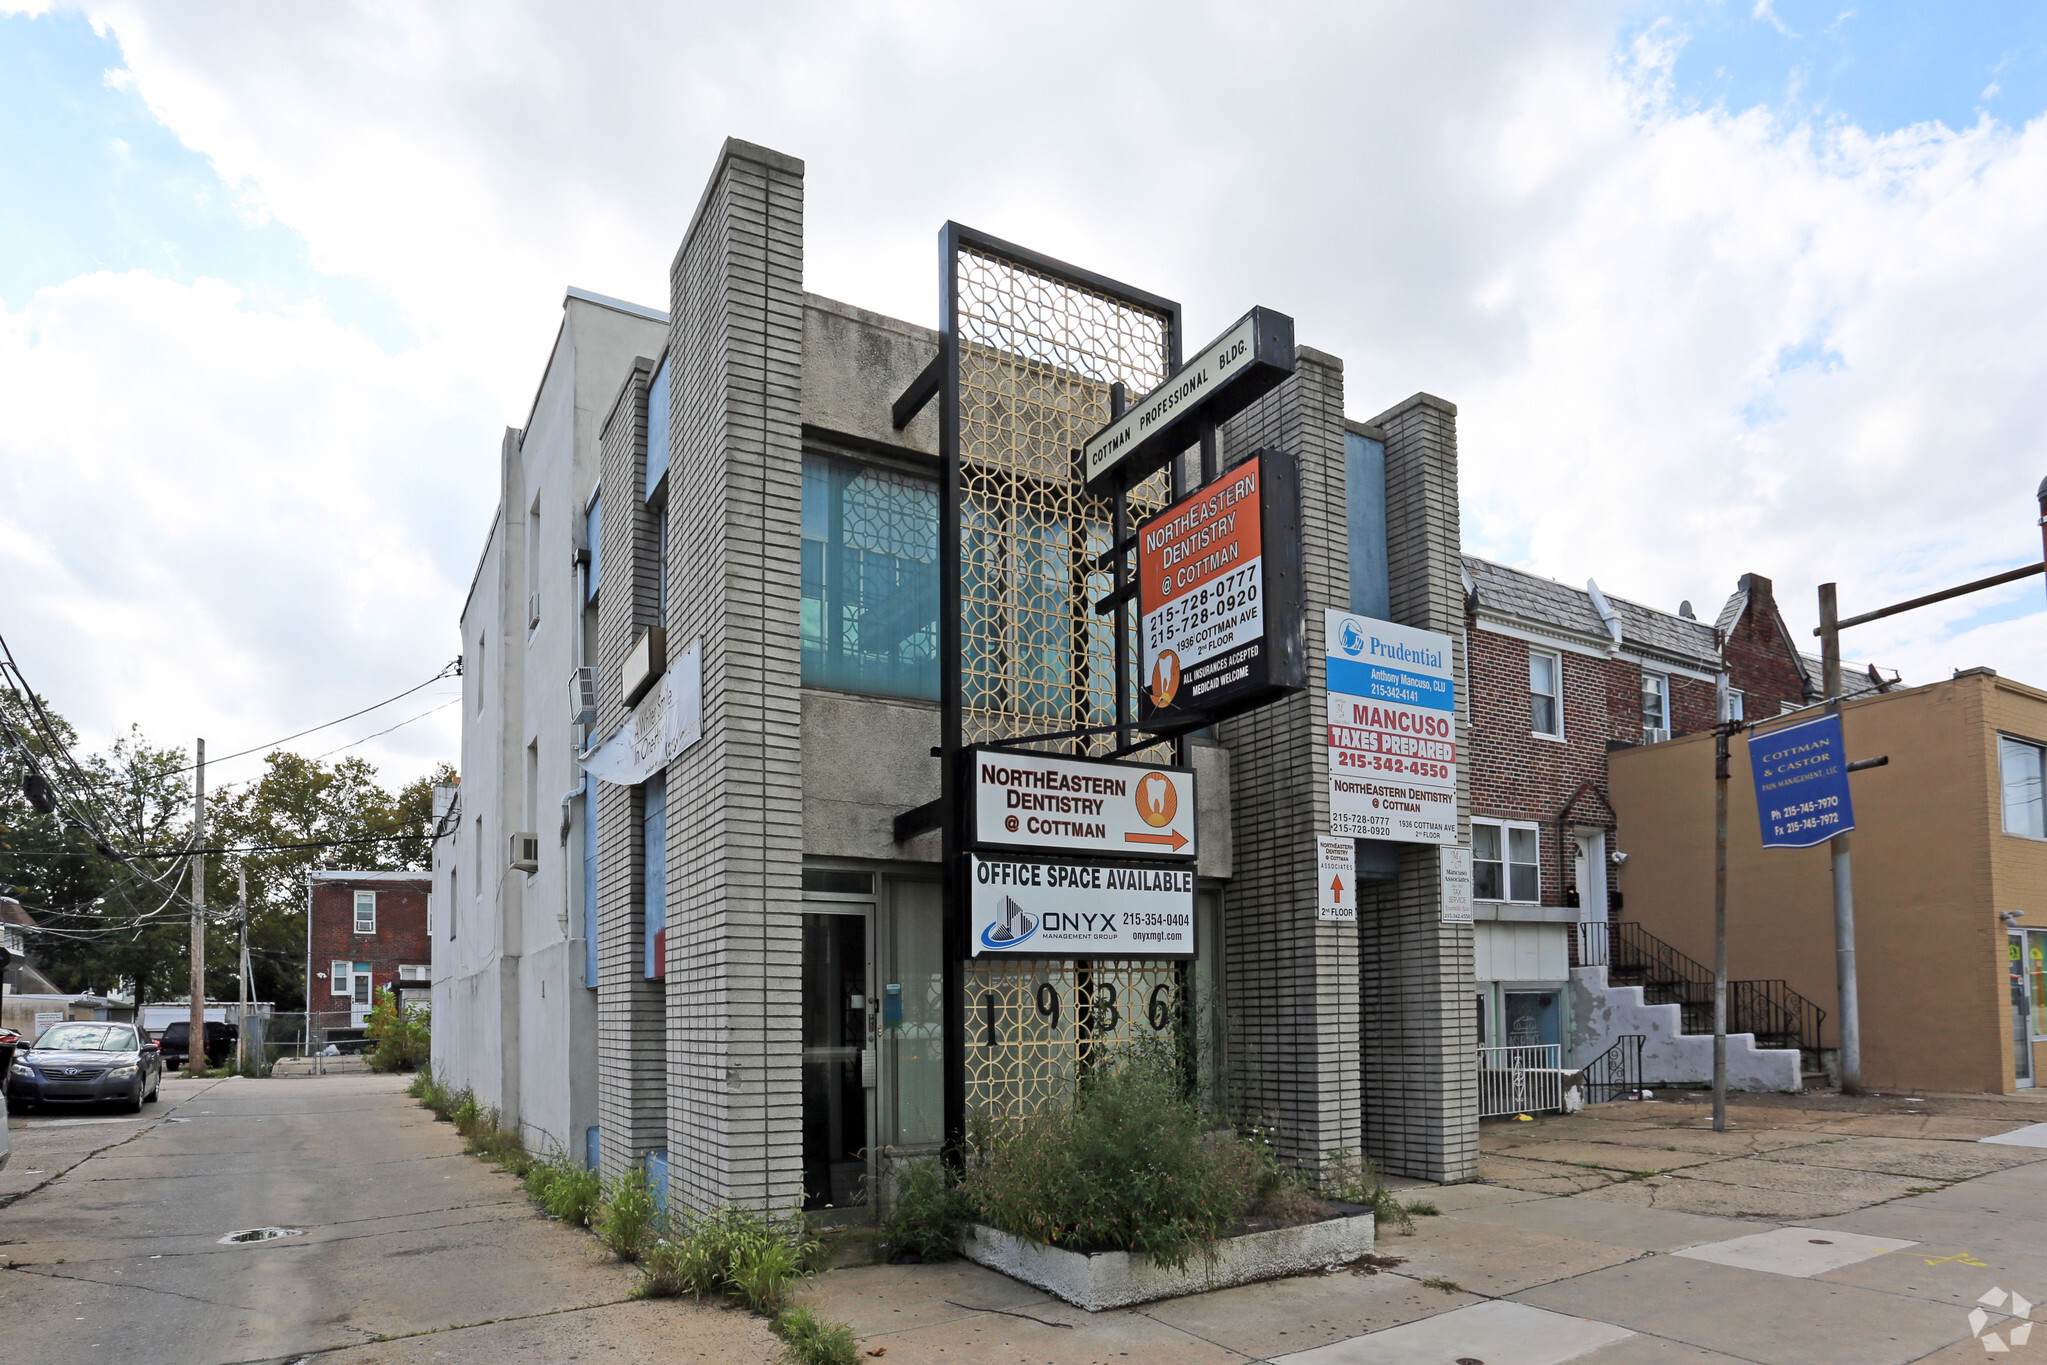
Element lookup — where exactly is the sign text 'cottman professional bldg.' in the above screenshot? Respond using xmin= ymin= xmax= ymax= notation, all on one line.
xmin=432 ymin=140 xmax=1480 ymax=1218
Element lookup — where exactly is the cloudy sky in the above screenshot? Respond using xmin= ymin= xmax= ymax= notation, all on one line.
xmin=5 ymin=0 xmax=2047 ymax=785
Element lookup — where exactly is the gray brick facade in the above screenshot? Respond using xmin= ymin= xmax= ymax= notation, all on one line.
xmin=657 ymin=140 xmax=808 ymax=1212
xmin=596 ymin=357 xmax=667 ymax=1176
xmin=1214 ymin=349 xmax=1363 ymax=1168
xmin=1358 ymin=393 xmax=1478 ymax=1183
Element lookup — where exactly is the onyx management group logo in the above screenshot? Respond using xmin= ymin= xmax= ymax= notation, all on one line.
xmin=982 ymin=894 xmax=1037 ymax=951
xmin=1970 ymin=1287 xmax=2035 ymax=1352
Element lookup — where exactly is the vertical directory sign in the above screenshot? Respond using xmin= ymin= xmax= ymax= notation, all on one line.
xmin=1748 ymin=711 xmax=1856 ymax=848
xmin=1325 ymin=610 xmax=1459 ymax=845
xmin=1316 ymin=836 xmax=1356 ymax=922
xmin=1136 ymin=449 xmax=1305 ymax=729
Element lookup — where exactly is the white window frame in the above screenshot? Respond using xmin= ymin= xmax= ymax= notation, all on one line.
xmin=1641 ymin=672 xmax=1671 ymax=743
xmin=1473 ymin=818 xmax=1541 ymax=904
xmin=1528 ymin=649 xmax=1564 ymax=741
xmin=1722 ymin=687 xmax=1744 ymax=723
xmin=2001 ymin=735 xmax=2047 ymax=841
xmin=353 ymin=890 xmax=377 ymax=935
xmin=330 ymin=960 xmax=351 ymax=997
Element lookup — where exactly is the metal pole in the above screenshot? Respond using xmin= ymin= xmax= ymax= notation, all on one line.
xmin=1199 ymin=416 xmax=1219 ymax=485
xmin=1818 ymin=584 xmax=1862 ymax=1092
xmin=2038 ymin=476 xmax=2047 ymax=605
xmin=1713 ymin=722 xmax=1730 ymax=1132
xmin=189 ymin=738 xmax=206 ymax=1076
xmin=237 ymin=865 xmax=250 ymax=1075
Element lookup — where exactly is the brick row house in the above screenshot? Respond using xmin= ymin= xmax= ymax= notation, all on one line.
xmin=307 ymin=871 xmax=432 ymax=1034
xmin=1461 ymin=560 xmax=1892 ymax=1081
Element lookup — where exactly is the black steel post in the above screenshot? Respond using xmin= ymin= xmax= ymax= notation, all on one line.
xmin=1713 ymin=721 xmax=1730 ymax=1133
xmin=939 ymin=226 xmax=967 ymax=1161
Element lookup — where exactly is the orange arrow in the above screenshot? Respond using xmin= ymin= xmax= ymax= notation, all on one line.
xmin=1330 ymin=875 xmax=1345 ymax=902
xmin=1124 ymin=830 xmax=1189 ymax=852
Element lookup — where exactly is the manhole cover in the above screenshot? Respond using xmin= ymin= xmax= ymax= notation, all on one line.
xmin=217 ymin=1227 xmax=304 ymax=1245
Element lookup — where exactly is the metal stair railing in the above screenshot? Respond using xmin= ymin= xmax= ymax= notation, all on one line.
xmin=1571 ymin=922 xmax=1827 ymax=1053
xmin=1580 ymin=1033 xmax=1645 ymax=1105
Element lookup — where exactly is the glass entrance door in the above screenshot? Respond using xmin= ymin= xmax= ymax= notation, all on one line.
xmin=802 ymin=910 xmax=871 ymax=1209
xmin=2011 ymin=932 xmax=2033 ymax=1088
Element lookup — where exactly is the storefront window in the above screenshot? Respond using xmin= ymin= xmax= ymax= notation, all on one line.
xmin=2030 ymin=930 xmax=2047 ymax=1038
xmin=802 ymin=454 xmax=939 ymax=700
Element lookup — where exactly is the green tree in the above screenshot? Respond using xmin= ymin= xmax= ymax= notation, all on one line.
xmin=2 ymin=693 xmax=450 ymax=1011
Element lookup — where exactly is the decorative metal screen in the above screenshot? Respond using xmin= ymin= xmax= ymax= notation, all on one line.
xmin=954 ymin=244 xmax=1174 ymax=754
xmin=946 ymin=235 xmax=1188 ymax=1122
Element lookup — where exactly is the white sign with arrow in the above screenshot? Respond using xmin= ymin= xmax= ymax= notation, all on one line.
xmin=1317 ymin=836 xmax=1355 ymax=922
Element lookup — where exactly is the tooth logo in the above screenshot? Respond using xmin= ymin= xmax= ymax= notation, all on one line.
xmin=1150 ymin=651 xmax=1181 ymax=709
xmin=1969 ymin=1287 xmax=2034 ymax=1352
xmin=1136 ymin=773 xmax=1178 ymax=828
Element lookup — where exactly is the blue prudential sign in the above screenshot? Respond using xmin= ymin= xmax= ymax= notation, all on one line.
xmin=1749 ymin=712 xmax=1856 ymax=848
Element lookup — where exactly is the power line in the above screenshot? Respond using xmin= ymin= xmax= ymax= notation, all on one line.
xmin=168 ymin=661 xmax=460 ymax=773
xmin=307 ymin=695 xmax=461 ymax=762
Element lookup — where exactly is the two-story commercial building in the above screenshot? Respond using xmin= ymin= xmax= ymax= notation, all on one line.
xmin=434 ymin=138 xmax=1483 ymax=1210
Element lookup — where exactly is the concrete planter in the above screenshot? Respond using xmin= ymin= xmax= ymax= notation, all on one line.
xmin=961 ymin=1207 xmax=1376 ymax=1311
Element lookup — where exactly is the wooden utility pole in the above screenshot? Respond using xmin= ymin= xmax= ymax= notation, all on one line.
xmin=237 ymin=864 xmax=250 ymax=1074
xmin=189 ymin=739 xmax=205 ymax=1075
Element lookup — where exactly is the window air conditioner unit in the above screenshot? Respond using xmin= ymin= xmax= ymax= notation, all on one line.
xmin=568 ymin=666 xmax=597 ymax=725
xmin=1642 ymin=728 xmax=1671 ymax=744
xmin=622 ymin=625 xmax=666 ymax=706
xmin=509 ymin=831 xmax=541 ymax=873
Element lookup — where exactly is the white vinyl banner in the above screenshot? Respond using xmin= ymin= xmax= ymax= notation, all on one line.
xmin=581 ymin=638 xmax=702 ymax=787
xmin=1325 ymin=611 xmax=1459 ymax=846
xmin=968 ymin=855 xmax=1195 ymax=958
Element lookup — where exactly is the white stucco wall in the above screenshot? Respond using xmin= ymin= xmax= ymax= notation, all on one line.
xmin=1569 ymin=965 xmax=1800 ymax=1091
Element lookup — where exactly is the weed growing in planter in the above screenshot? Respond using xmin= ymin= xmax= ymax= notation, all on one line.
xmin=1319 ymin=1148 xmax=1414 ymax=1234
xmin=879 ymin=1156 xmax=976 ymax=1262
xmin=963 ymin=1047 xmax=1276 ymax=1269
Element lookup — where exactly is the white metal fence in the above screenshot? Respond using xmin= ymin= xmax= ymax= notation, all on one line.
xmin=1477 ymin=1043 xmax=1565 ymax=1118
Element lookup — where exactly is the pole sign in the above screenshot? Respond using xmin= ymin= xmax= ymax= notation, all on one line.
xmin=1137 ymin=449 xmax=1306 ymax=729
xmin=1748 ymin=711 xmax=1856 ymax=848
xmin=1325 ymin=610 xmax=1459 ymax=845
xmin=968 ymin=854 xmax=1195 ymax=958
xmin=1082 ymin=307 xmax=1296 ymax=493
xmin=968 ymin=747 xmax=1197 ymax=860
xmin=1317 ymin=836 xmax=1356 ymax=922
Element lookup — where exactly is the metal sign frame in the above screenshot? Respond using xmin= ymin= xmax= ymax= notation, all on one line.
xmin=1135 ymin=447 xmax=1307 ymax=730
xmin=938 ymin=224 xmax=1186 ymax=1151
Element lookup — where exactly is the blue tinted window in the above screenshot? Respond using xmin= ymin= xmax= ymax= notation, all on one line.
xmin=643 ymin=771 xmax=666 ymax=979
xmin=582 ymin=776 xmax=598 ymax=987
xmin=644 ymin=357 xmax=671 ymax=503
xmin=801 ymin=453 xmax=939 ymax=701
xmin=585 ymin=495 xmax=601 ymax=602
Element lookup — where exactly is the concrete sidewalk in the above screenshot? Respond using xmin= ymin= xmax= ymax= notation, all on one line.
xmin=801 ymin=1089 xmax=2047 ymax=1364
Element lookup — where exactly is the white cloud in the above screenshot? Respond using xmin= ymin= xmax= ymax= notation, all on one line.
xmin=8 ymin=0 xmax=2047 ymax=769
xmin=0 ymin=270 xmax=488 ymax=780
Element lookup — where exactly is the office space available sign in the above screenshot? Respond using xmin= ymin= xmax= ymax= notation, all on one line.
xmin=1137 ymin=449 xmax=1306 ymax=729
xmin=580 ymin=638 xmax=703 ymax=786
xmin=1749 ymin=712 xmax=1856 ymax=848
xmin=970 ymin=748 xmax=1196 ymax=860
xmin=1325 ymin=611 xmax=1458 ymax=845
xmin=968 ymin=855 xmax=1195 ymax=958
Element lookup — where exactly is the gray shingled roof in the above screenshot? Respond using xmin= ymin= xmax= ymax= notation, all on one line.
xmin=1462 ymin=556 xmax=1720 ymax=667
